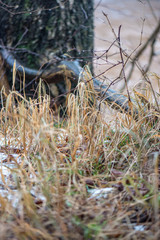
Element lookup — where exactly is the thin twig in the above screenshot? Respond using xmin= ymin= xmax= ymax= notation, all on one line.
xmin=126 ymin=20 xmax=160 ymax=82
xmin=146 ymin=0 xmax=158 ymax=22
xmin=13 ymin=28 xmax=28 ymax=49
xmin=103 ymin=11 xmax=117 ymax=39
xmin=119 ymin=18 xmax=145 ymax=90
xmin=117 ymin=25 xmax=131 ymax=102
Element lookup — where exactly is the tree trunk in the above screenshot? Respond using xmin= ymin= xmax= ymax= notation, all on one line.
xmin=0 ymin=0 xmax=94 ymax=98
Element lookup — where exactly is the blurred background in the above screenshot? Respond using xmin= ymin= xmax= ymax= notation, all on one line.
xmin=94 ymin=0 xmax=160 ymax=92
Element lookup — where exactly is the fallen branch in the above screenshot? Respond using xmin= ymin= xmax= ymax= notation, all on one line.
xmin=0 ymin=45 xmax=158 ymax=118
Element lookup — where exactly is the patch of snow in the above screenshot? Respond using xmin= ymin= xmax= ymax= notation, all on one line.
xmin=30 ymin=189 xmax=46 ymax=204
xmin=0 ymin=189 xmax=21 ymax=208
xmin=88 ymin=187 xmax=113 ymax=200
xmin=134 ymin=225 xmax=145 ymax=231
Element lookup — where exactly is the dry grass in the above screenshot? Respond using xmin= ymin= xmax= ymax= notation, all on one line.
xmin=0 ymin=73 xmax=159 ymax=240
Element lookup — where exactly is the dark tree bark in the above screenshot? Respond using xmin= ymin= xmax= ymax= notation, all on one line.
xmin=0 ymin=0 xmax=94 ymax=98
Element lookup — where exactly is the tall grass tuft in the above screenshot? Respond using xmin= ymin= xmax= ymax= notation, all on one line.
xmin=0 ymin=70 xmax=159 ymax=240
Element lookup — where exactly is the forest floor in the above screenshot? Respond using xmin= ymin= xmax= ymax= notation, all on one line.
xmin=0 ymin=0 xmax=160 ymax=239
